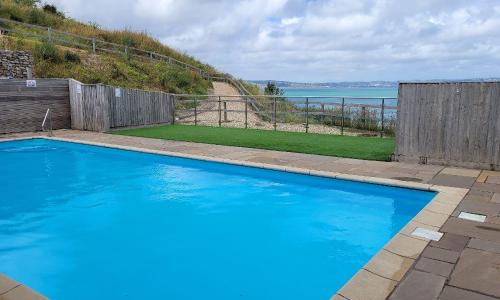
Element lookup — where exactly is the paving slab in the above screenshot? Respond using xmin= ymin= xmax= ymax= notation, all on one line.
xmin=384 ymin=234 xmax=429 ymax=259
xmin=463 ymin=192 xmax=494 ymax=203
xmin=0 ymin=275 xmax=19 ymax=294
xmin=338 ymin=269 xmax=397 ymax=300
xmin=439 ymin=286 xmax=499 ymax=300
xmin=414 ymin=257 xmax=454 ymax=277
xmin=486 ymin=176 xmax=500 ymax=184
xmin=492 ymin=193 xmax=500 ymax=204
xmin=441 ymin=167 xmax=481 ymax=177
xmin=429 ymin=232 xmax=469 ymax=252
xmin=0 ymin=285 xmax=47 ymax=300
xmin=364 ymin=249 xmax=415 ymax=281
xmin=441 ymin=217 xmax=500 ymax=242
xmin=477 ymin=171 xmax=500 ymax=183
xmin=452 ymin=199 xmax=500 ymax=218
xmin=430 ymin=174 xmax=477 ymax=188
xmin=389 ymin=270 xmax=446 ymax=300
xmin=449 ymin=248 xmax=500 ymax=297
xmin=468 ymin=238 xmax=500 ymax=254
xmin=421 ymin=246 xmax=460 ymax=263
xmin=472 ymin=182 xmax=500 ymax=194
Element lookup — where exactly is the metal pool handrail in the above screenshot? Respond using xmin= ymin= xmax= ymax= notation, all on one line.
xmin=42 ymin=108 xmax=53 ymax=136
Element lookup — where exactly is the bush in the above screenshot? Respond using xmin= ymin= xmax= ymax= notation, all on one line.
xmin=42 ymin=4 xmax=64 ymax=18
xmin=64 ymin=51 xmax=81 ymax=63
xmin=34 ymin=42 xmax=62 ymax=63
xmin=27 ymin=9 xmax=50 ymax=26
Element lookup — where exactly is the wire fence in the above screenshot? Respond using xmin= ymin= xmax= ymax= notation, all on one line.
xmin=173 ymin=94 xmax=398 ymax=137
xmin=0 ymin=17 xmax=262 ymax=102
xmin=0 ymin=17 xmax=210 ymax=76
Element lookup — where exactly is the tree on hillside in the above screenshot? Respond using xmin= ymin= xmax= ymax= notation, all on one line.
xmin=264 ymin=81 xmax=284 ymax=97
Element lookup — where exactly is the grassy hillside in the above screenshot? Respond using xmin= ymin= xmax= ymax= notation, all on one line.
xmin=0 ymin=0 xmax=216 ymax=93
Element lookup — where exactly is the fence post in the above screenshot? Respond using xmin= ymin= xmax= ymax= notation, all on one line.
xmin=245 ymin=97 xmax=248 ymax=129
xmin=218 ymin=96 xmax=222 ymax=127
xmin=380 ymin=98 xmax=385 ymax=138
xmin=150 ymin=52 xmax=153 ymax=61
xmin=361 ymin=106 xmax=366 ymax=129
xmin=92 ymin=37 xmax=96 ymax=53
xmin=124 ymin=46 xmax=128 ymax=56
xmin=341 ymin=98 xmax=345 ymax=136
xmin=305 ymin=97 xmax=309 ymax=133
xmin=273 ymin=98 xmax=277 ymax=131
xmin=47 ymin=27 xmax=52 ymax=43
xmin=171 ymin=95 xmax=175 ymax=125
xmin=321 ymin=103 xmax=325 ymax=124
xmin=223 ymin=101 xmax=228 ymax=122
xmin=194 ymin=97 xmax=197 ymax=126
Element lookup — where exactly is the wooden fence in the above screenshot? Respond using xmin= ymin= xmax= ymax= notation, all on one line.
xmin=69 ymin=80 xmax=173 ymax=132
xmin=395 ymin=81 xmax=500 ymax=170
xmin=0 ymin=78 xmax=70 ymax=134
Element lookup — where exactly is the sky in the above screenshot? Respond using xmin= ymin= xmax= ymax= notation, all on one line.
xmin=48 ymin=0 xmax=500 ymax=82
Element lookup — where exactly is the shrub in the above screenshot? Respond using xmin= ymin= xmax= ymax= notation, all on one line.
xmin=42 ymin=4 xmax=65 ymax=18
xmin=9 ymin=13 xmax=24 ymax=22
xmin=34 ymin=42 xmax=62 ymax=63
xmin=64 ymin=51 xmax=81 ymax=63
xmin=27 ymin=9 xmax=50 ymax=26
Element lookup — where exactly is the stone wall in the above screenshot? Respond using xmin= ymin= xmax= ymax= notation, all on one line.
xmin=0 ymin=50 xmax=34 ymax=78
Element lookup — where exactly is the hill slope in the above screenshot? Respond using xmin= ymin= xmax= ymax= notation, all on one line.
xmin=0 ymin=0 xmax=217 ymax=94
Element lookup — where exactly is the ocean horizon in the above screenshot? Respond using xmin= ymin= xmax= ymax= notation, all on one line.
xmin=281 ymin=87 xmax=398 ymax=107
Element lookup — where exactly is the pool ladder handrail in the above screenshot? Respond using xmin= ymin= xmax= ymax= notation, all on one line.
xmin=42 ymin=108 xmax=53 ymax=136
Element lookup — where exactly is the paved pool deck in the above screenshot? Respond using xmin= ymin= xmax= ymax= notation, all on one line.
xmin=1 ymin=129 xmax=500 ymax=300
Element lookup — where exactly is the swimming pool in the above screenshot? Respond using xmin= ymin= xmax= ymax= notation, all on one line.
xmin=0 ymin=138 xmax=435 ymax=300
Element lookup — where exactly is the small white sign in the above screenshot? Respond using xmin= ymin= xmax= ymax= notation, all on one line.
xmin=115 ymin=88 xmax=121 ymax=97
xmin=76 ymin=84 xmax=82 ymax=94
xmin=26 ymin=80 xmax=37 ymax=87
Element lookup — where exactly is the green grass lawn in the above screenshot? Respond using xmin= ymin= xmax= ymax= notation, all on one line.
xmin=112 ymin=125 xmax=395 ymax=161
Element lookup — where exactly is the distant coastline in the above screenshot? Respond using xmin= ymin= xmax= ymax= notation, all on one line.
xmin=249 ymin=80 xmax=397 ymax=89
xmin=249 ymin=78 xmax=500 ymax=90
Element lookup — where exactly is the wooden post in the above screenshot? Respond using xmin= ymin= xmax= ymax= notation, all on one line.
xmin=47 ymin=27 xmax=52 ymax=43
xmin=341 ymin=98 xmax=345 ymax=135
xmin=171 ymin=95 xmax=175 ymax=125
xmin=218 ymin=96 xmax=222 ymax=127
xmin=194 ymin=97 xmax=197 ymax=126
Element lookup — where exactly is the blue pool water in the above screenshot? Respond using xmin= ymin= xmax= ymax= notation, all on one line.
xmin=0 ymin=139 xmax=435 ymax=300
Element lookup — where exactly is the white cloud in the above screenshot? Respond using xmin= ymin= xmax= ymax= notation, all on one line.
xmin=49 ymin=0 xmax=500 ymax=81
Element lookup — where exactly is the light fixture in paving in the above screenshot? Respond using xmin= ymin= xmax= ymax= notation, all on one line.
xmin=411 ymin=227 xmax=444 ymax=241
xmin=458 ymin=212 xmax=486 ymax=223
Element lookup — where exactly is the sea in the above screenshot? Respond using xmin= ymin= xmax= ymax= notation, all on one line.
xmin=282 ymin=87 xmax=398 ymax=107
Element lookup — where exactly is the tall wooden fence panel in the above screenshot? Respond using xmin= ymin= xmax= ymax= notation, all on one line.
xmin=0 ymin=79 xmax=70 ymax=134
xmin=69 ymin=80 xmax=173 ymax=132
xmin=395 ymin=81 xmax=500 ymax=170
